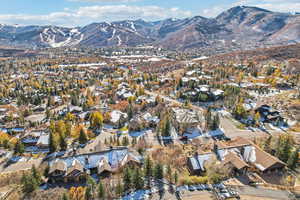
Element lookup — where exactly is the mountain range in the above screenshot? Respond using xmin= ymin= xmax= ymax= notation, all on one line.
xmin=0 ymin=6 xmax=299 ymax=50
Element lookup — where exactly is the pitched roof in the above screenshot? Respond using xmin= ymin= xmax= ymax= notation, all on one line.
xmin=216 ymin=137 xmax=251 ymax=149
xmin=37 ymin=134 xmax=49 ymax=146
xmin=49 ymin=160 xmax=67 ymax=174
xmin=120 ymin=153 xmax=141 ymax=166
xmin=66 ymin=159 xmax=84 ymax=177
xmin=189 ymin=153 xmax=213 ymax=171
xmin=223 ymin=152 xmax=249 ymax=170
xmin=248 ymin=144 xmax=286 ymax=172
xmin=172 ymin=108 xmax=201 ymax=124
xmin=208 ymin=137 xmax=285 ymax=172
xmin=97 ymin=157 xmax=113 ymax=174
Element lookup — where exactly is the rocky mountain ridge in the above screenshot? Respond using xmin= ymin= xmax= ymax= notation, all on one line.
xmin=0 ymin=6 xmax=299 ymax=50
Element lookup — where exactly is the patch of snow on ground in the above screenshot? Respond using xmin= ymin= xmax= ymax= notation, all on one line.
xmin=122 ymin=189 xmax=151 ymax=200
xmin=117 ymin=35 xmax=122 ymax=46
xmin=130 ymin=22 xmax=136 ymax=32
xmin=108 ymin=29 xmax=116 ymax=41
xmin=129 ymin=129 xmax=152 ymax=138
xmin=192 ymin=56 xmax=208 ymax=61
xmin=58 ymin=62 xmax=106 ymax=67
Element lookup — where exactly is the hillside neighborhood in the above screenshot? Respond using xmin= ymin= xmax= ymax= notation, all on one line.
xmin=0 ymin=44 xmax=299 ymax=200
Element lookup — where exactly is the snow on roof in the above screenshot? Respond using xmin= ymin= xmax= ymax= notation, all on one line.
xmin=243 ymin=102 xmax=256 ymax=111
xmin=240 ymin=82 xmax=254 ymax=88
xmin=142 ymin=113 xmax=152 ymax=121
xmin=111 ymin=110 xmax=127 ymax=123
xmin=37 ymin=134 xmax=49 ymax=146
xmin=226 ymin=83 xmax=239 ymax=87
xmin=197 ymin=154 xmax=212 ymax=171
xmin=172 ymin=108 xmax=201 ymax=124
xmin=212 ymin=89 xmax=224 ymax=96
xmin=243 ymin=146 xmax=256 ymax=163
xmin=189 ymin=156 xmax=200 ymax=170
xmin=186 ymin=70 xmax=196 ymax=76
xmin=182 ymin=77 xmax=189 ymax=82
xmin=69 ymin=106 xmax=83 ymax=112
xmin=49 ymin=148 xmax=133 ymax=171
xmin=199 ymin=86 xmax=209 ymax=92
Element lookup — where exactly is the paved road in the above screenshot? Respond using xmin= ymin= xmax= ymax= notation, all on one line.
xmin=145 ymin=90 xmax=204 ymax=112
xmin=0 ymin=157 xmax=43 ymax=173
xmin=232 ymin=186 xmax=295 ymax=200
xmin=220 ymin=116 xmax=269 ymax=139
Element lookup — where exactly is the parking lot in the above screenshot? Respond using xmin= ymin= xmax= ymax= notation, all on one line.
xmin=176 ymin=183 xmax=239 ymax=200
xmin=232 ymin=186 xmax=294 ymax=200
xmin=180 ymin=190 xmax=215 ymax=200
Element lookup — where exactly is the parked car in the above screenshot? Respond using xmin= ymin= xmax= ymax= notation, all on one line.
xmin=195 ymin=184 xmax=203 ymax=190
xmin=188 ymin=185 xmax=196 ymax=191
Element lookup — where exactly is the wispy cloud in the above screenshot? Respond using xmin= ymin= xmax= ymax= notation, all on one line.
xmin=0 ymin=5 xmax=192 ymax=26
xmin=200 ymin=0 xmax=300 ymax=17
xmin=68 ymin=0 xmax=139 ymax=2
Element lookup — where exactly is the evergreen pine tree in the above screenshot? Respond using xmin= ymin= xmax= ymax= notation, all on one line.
xmin=115 ymin=180 xmax=123 ymax=198
xmin=282 ymin=139 xmax=292 ymax=163
xmin=132 ymin=137 xmax=137 ymax=146
xmin=166 ymin=165 xmax=172 ymax=180
xmin=49 ymin=132 xmax=58 ymax=153
xmin=154 ymin=163 xmax=164 ymax=180
xmin=127 ymin=104 xmax=133 ymax=120
xmin=122 ymin=137 xmax=129 ymax=146
xmin=174 ymin=171 xmax=178 ymax=185
xmin=21 ymin=173 xmax=38 ymax=194
xmin=79 ymin=128 xmax=88 ymax=144
xmin=31 ymin=165 xmax=42 ymax=185
xmin=14 ymin=140 xmax=25 ymax=155
xmin=144 ymin=156 xmax=153 ymax=188
xmin=62 ymin=193 xmax=69 ymax=200
xmin=98 ymin=181 xmax=105 ymax=199
xmin=206 ymin=108 xmax=212 ymax=130
xmin=287 ymin=148 xmax=299 ymax=169
xmin=86 ymin=175 xmax=96 ymax=198
xmin=116 ymin=137 xmax=120 ymax=146
xmin=263 ymin=136 xmax=272 ymax=153
xmin=59 ymin=134 xmax=68 ymax=151
xmin=162 ymin=116 xmax=171 ymax=137
xmin=85 ymin=186 xmax=92 ymax=200
xmin=123 ymin=167 xmax=132 ymax=193
xmin=133 ymin=168 xmax=144 ymax=190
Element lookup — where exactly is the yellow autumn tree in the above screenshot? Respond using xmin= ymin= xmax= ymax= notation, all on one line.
xmin=90 ymin=111 xmax=104 ymax=129
xmin=69 ymin=187 xmax=85 ymax=200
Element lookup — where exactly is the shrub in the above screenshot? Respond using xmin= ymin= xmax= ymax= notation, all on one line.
xmin=180 ymin=175 xmax=208 ymax=185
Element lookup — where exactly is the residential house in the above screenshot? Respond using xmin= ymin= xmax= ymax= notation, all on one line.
xmin=116 ymin=83 xmax=134 ymax=100
xmin=48 ymin=147 xmax=141 ymax=183
xmin=22 ymin=131 xmax=44 ymax=146
xmin=25 ymin=113 xmax=46 ymax=124
xmin=110 ymin=110 xmax=128 ymax=128
xmin=188 ymin=137 xmax=285 ymax=176
xmin=255 ymin=105 xmax=285 ymax=125
xmin=135 ymin=95 xmax=156 ymax=107
xmin=171 ymin=108 xmax=203 ymax=135
xmin=36 ymin=133 xmax=50 ymax=150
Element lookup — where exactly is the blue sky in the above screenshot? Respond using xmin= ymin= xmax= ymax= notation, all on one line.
xmin=0 ymin=0 xmax=299 ymax=26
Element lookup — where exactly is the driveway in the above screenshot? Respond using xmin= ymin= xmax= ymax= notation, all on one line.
xmin=232 ymin=186 xmax=294 ymax=200
xmin=220 ymin=116 xmax=269 ymax=139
